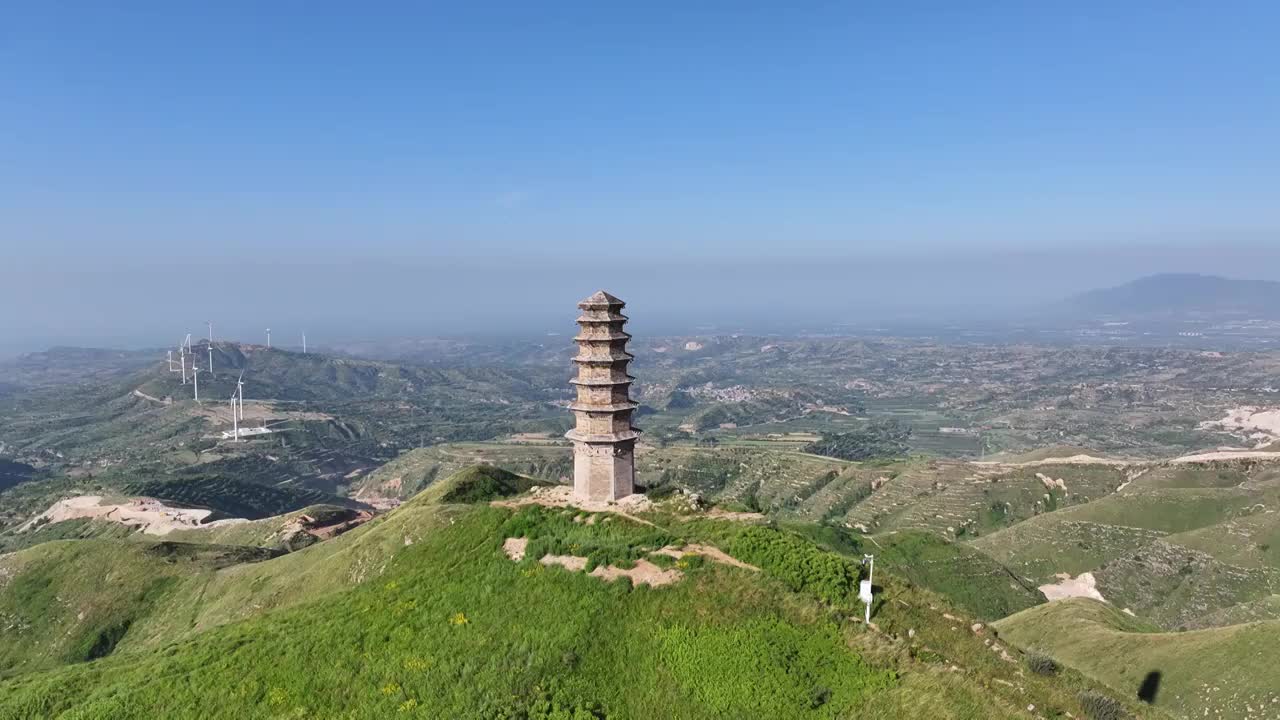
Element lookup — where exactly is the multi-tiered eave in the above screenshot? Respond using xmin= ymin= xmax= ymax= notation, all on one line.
xmin=565 ymin=290 xmax=640 ymax=444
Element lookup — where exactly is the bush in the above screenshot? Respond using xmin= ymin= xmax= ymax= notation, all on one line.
xmin=1078 ymin=691 xmax=1127 ymax=720
xmin=728 ymin=526 xmax=859 ymax=604
xmin=1025 ymin=649 xmax=1060 ymax=676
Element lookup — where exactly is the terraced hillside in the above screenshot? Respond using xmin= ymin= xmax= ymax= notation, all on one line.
xmin=971 ymin=459 xmax=1280 ymax=630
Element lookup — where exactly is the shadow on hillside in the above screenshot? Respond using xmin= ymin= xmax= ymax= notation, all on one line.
xmin=1138 ymin=670 xmax=1161 ymax=704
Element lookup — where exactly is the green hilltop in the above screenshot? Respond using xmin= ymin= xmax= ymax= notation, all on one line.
xmin=0 ymin=466 xmax=1169 ymax=720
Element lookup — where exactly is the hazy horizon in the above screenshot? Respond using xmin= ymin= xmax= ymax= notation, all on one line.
xmin=4 ymin=243 xmax=1280 ymax=357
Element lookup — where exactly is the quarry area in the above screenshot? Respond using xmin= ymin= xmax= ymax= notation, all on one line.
xmin=16 ymin=495 xmax=246 ymax=536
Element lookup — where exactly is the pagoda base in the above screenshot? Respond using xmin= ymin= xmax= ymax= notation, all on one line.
xmin=571 ymin=440 xmax=635 ymax=502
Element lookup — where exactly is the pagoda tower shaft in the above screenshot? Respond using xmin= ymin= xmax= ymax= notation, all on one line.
xmin=566 ymin=291 xmax=639 ymax=501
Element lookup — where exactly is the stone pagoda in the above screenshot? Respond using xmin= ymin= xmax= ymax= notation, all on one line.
xmin=566 ymin=291 xmax=639 ymax=501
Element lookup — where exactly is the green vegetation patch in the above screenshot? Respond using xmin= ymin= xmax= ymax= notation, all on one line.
xmin=726 ymin=526 xmax=862 ymax=604
xmin=0 ymin=517 xmax=135 ymax=555
xmin=873 ymin=531 xmax=1043 ymax=620
xmin=502 ymin=505 xmax=674 ymax=571
xmin=803 ymin=420 xmax=912 ymax=461
xmin=657 ymin=617 xmax=893 ymax=716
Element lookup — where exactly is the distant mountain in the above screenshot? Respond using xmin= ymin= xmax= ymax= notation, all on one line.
xmin=0 ymin=346 xmax=159 ymax=388
xmin=1064 ymin=273 xmax=1280 ymax=319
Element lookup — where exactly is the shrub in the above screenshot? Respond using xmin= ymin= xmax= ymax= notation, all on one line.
xmin=676 ymin=553 xmax=706 ymax=570
xmin=1078 ymin=691 xmax=1127 ymax=720
xmin=1025 ymin=649 xmax=1060 ymax=676
xmin=728 ymin=526 xmax=859 ymax=604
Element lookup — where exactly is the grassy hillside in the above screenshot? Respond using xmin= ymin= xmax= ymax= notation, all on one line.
xmin=869 ymin=531 xmax=1044 ymax=620
xmin=0 ymin=516 xmax=136 ymax=555
xmin=996 ymin=598 xmax=1280 ymax=720
xmin=0 ymin=467 xmax=1166 ymax=720
xmin=352 ymin=442 xmax=856 ymax=513
xmin=0 ymin=540 xmax=278 ymax=680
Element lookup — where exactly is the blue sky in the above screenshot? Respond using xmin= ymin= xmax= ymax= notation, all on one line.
xmin=2 ymin=2 xmax=1279 ymax=348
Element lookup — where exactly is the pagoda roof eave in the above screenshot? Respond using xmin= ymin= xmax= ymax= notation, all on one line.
xmin=572 ymin=353 xmax=635 ymax=363
xmin=565 ymin=429 xmax=641 ymax=443
xmin=576 ymin=313 xmax=629 ymax=323
xmin=569 ymin=401 xmax=640 ymax=412
xmin=569 ymin=376 xmax=636 ymax=386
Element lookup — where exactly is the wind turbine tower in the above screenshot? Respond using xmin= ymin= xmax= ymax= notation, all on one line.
xmin=266 ymin=328 xmax=271 ymax=349
xmin=192 ymin=364 xmax=200 ymax=402
xmin=230 ymin=393 xmax=240 ymax=441
xmin=206 ymin=321 xmax=214 ymax=375
xmin=302 ymin=332 xmax=307 ymax=354
xmin=167 ymin=350 xmax=175 ymax=372
xmin=179 ymin=336 xmax=189 ymax=384
xmin=235 ymin=371 xmax=245 ymax=422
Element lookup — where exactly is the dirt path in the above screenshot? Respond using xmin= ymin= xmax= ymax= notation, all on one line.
xmin=589 ymin=559 xmax=682 ymax=587
xmin=974 ymin=454 xmax=1130 ymax=468
xmin=502 ymin=536 xmax=755 ymax=589
xmin=132 ymin=389 xmax=171 ymax=405
xmin=654 ymin=543 xmax=759 ymax=571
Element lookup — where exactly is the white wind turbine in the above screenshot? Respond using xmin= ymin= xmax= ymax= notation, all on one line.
xmin=235 ymin=370 xmax=245 ymax=422
xmin=179 ymin=334 xmax=191 ymax=384
xmin=230 ymin=392 xmax=240 ymax=441
xmin=266 ymin=328 xmax=271 ymax=349
xmin=167 ymin=350 xmax=176 ymax=372
xmin=192 ymin=363 xmax=200 ymax=402
xmin=206 ymin=321 xmax=214 ymax=376
xmin=302 ymin=332 xmax=307 ymax=354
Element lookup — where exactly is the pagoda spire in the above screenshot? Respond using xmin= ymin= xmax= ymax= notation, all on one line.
xmin=566 ymin=290 xmax=640 ymax=501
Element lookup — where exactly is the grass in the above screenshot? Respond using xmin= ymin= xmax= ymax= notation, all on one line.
xmin=870 ymin=531 xmax=1044 ymax=620
xmin=1062 ymin=487 xmax=1264 ymax=534
xmin=0 ymin=540 xmax=276 ymax=680
xmin=0 ymin=516 xmax=135 ymax=554
xmin=0 ymin=466 xmax=1171 ymax=720
xmin=1091 ymin=539 xmax=1280 ymax=631
xmin=420 ymin=464 xmax=552 ymax=504
xmin=995 ymin=598 xmax=1280 ymax=720
xmin=0 ymin=508 xmax=895 ymax=719
xmin=972 ymin=515 xmax=1168 ymax=581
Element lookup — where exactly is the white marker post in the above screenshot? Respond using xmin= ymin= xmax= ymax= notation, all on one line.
xmin=859 ymin=554 xmax=875 ymax=624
